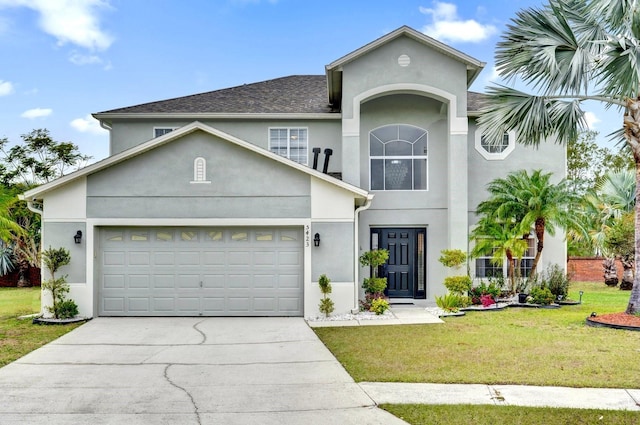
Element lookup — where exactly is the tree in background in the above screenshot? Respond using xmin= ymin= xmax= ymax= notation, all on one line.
xmin=478 ymin=0 xmax=640 ymax=314
xmin=604 ymin=211 xmax=635 ymax=290
xmin=567 ymin=130 xmax=633 ymax=195
xmin=0 ymin=129 xmax=91 ymax=186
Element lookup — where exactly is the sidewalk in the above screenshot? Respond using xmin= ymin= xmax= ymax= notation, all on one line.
xmin=307 ymin=303 xmax=444 ymax=327
xmin=359 ymin=382 xmax=640 ymax=411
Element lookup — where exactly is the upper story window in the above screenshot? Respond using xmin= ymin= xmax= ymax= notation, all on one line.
xmin=269 ymin=128 xmax=308 ymax=165
xmin=154 ymin=127 xmax=178 ymax=138
xmin=369 ymin=124 xmax=428 ymax=191
xmin=475 ymin=130 xmax=515 ymax=160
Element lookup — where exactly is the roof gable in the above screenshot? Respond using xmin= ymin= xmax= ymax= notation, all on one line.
xmin=22 ymin=122 xmax=371 ymax=203
xmin=325 ymin=26 xmax=485 ymax=106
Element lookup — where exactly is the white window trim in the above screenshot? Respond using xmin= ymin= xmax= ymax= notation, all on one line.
xmin=268 ymin=127 xmax=309 ymax=165
xmin=153 ymin=127 xmax=179 ymax=138
xmin=368 ymin=124 xmax=429 ymax=191
xmin=475 ymin=130 xmax=515 ymax=160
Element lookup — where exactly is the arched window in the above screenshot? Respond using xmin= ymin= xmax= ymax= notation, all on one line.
xmin=369 ymin=124 xmax=428 ymax=190
xmin=191 ymin=157 xmax=210 ymax=184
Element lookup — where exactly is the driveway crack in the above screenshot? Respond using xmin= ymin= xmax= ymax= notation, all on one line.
xmin=193 ymin=319 xmax=207 ymax=344
xmin=164 ymin=364 xmax=201 ymax=424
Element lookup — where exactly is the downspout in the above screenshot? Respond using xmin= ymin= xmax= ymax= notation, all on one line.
xmin=353 ymin=194 xmax=374 ymax=313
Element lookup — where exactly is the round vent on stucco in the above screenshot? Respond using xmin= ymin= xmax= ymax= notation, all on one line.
xmin=398 ymin=54 xmax=411 ymax=67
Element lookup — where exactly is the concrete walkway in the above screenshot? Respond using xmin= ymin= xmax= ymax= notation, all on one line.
xmin=360 ymin=382 xmax=640 ymax=411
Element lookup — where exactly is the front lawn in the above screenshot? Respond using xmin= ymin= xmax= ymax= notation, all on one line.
xmin=381 ymin=404 xmax=640 ymax=425
xmin=314 ymin=282 xmax=640 ymax=388
xmin=0 ymin=287 xmax=82 ymax=367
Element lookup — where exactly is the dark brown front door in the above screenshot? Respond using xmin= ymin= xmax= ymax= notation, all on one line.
xmin=372 ymin=228 xmax=426 ymax=298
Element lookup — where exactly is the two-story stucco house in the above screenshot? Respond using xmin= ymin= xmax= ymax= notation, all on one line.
xmin=22 ymin=26 xmax=566 ymax=318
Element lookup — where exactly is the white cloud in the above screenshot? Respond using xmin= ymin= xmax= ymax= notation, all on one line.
xmin=21 ymin=107 xmax=52 ymax=119
xmin=584 ymin=111 xmax=601 ymax=130
xmin=0 ymin=0 xmax=113 ymax=50
xmin=0 ymin=80 xmax=14 ymax=96
xmin=70 ymin=114 xmax=106 ymax=134
xmin=69 ymin=51 xmax=102 ymax=65
xmin=419 ymin=1 xmax=497 ymax=43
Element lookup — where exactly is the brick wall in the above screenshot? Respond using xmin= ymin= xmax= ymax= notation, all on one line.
xmin=0 ymin=267 xmax=41 ymax=287
xmin=567 ymin=257 xmax=622 ymax=282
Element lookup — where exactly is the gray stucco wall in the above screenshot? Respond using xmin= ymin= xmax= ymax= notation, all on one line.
xmin=109 ymin=119 xmax=343 ymax=174
xmin=340 ymin=36 xmax=469 ymax=120
xmin=87 ymin=130 xmax=312 ymax=219
xmin=42 ymin=221 xmax=86 ymax=283
xmin=311 ymin=222 xmax=354 ymax=282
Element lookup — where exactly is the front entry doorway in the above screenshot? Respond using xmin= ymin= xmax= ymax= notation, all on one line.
xmin=371 ymin=228 xmax=426 ymax=298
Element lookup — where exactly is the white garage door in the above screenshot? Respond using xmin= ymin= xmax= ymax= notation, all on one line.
xmin=98 ymin=227 xmax=304 ymax=316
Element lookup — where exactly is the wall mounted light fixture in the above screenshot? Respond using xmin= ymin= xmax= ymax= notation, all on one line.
xmin=313 ymin=233 xmax=320 ymax=247
xmin=74 ymin=230 xmax=83 ymax=244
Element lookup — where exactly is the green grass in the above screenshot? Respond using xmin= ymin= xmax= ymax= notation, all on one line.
xmin=0 ymin=287 xmax=82 ymax=367
xmin=314 ymin=282 xmax=640 ymax=388
xmin=381 ymin=404 xmax=640 ymax=425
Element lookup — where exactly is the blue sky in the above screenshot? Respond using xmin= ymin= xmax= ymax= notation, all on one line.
xmin=0 ymin=0 xmax=621 ymax=162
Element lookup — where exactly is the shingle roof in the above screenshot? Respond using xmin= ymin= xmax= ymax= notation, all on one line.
xmin=467 ymin=91 xmax=487 ymax=113
xmin=98 ymin=75 xmax=335 ymax=115
xmin=96 ymin=75 xmax=488 ymax=115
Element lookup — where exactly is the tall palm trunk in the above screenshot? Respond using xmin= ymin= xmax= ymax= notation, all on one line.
xmin=506 ymin=249 xmax=515 ymax=293
xmin=624 ymin=96 xmax=640 ymax=314
xmin=530 ymin=217 xmax=545 ymax=277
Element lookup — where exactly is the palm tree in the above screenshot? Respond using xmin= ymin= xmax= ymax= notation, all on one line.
xmin=476 ymin=169 xmax=577 ymax=277
xmin=470 ymin=215 xmax=529 ymax=294
xmin=478 ymin=0 xmax=640 ymax=314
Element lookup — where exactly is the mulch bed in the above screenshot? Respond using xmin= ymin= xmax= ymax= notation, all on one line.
xmin=586 ymin=312 xmax=640 ymax=331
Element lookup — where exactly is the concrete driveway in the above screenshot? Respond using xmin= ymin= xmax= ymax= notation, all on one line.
xmin=0 ymin=318 xmax=407 ymax=424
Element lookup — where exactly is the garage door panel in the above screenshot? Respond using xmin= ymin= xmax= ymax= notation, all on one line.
xmin=103 ymin=274 xmax=125 ymax=289
xmin=254 ymin=297 xmax=276 ymax=312
xmin=129 ymin=275 xmax=150 ymax=289
xmin=177 ymin=274 xmax=200 ymax=289
xmin=129 ymin=252 xmax=150 ymax=265
xmin=279 ymin=251 xmax=301 ymax=266
xmin=153 ymin=274 xmax=175 ymax=289
xmin=154 ymin=252 xmax=175 ymax=265
xmin=280 ymin=275 xmax=301 ymax=289
xmin=99 ymin=227 xmax=303 ymax=316
xmin=203 ymin=251 xmax=225 ymax=265
xmin=154 ymin=297 xmax=175 ymax=312
xmin=227 ymin=274 xmax=251 ymax=288
xmin=202 ymin=274 xmax=225 ymax=288
xmin=176 ymin=297 xmax=200 ymax=313
xmin=104 ymin=251 xmax=125 ymax=266
xmin=254 ymin=274 xmax=276 ymax=288
xmin=128 ymin=297 xmax=150 ymax=312
xmin=102 ymin=297 xmax=125 ymax=313
xmin=201 ymin=297 xmax=225 ymax=313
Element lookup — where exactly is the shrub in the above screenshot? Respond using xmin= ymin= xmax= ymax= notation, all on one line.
xmin=438 ymin=249 xmax=467 ymax=268
xmin=362 ymin=277 xmax=387 ymax=294
xmin=444 ymin=275 xmax=472 ymax=295
xmin=469 ymin=280 xmax=501 ymax=304
xmin=529 ymin=287 xmax=554 ymax=305
xmin=318 ymin=274 xmax=334 ymax=317
xmin=435 ymin=293 xmax=468 ymax=312
xmin=480 ymin=294 xmax=496 ymax=307
xmin=54 ymin=299 xmax=79 ymax=319
xmin=370 ymin=297 xmax=389 ymax=315
xmin=542 ymin=264 xmax=571 ymax=300
xmin=42 ymin=246 xmax=76 ymax=319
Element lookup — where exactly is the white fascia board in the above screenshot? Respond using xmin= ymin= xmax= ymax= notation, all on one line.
xmin=21 ymin=121 xmax=369 ymax=202
xmin=92 ymin=112 xmax=341 ymax=121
